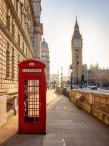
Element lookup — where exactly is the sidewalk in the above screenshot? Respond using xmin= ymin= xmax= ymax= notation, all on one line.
xmin=0 ymin=90 xmax=109 ymax=146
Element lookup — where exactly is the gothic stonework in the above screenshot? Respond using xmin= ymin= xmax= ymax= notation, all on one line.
xmin=71 ymin=18 xmax=83 ymax=83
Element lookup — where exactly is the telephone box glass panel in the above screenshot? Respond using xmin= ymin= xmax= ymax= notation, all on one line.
xmin=24 ymin=80 xmax=39 ymax=123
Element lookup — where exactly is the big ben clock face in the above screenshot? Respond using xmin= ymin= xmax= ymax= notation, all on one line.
xmin=74 ymin=39 xmax=81 ymax=47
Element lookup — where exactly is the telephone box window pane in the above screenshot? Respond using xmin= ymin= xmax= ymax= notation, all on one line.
xmin=24 ymin=80 xmax=39 ymax=123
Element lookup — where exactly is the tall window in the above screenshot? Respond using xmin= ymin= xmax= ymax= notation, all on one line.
xmin=26 ymin=47 xmax=27 ymax=57
xmin=12 ymin=18 xmax=15 ymax=38
xmin=16 ymin=0 xmax=18 ymax=14
xmin=22 ymin=42 xmax=24 ymax=52
xmin=18 ymin=53 xmax=20 ymax=63
xmin=12 ymin=48 xmax=14 ymax=79
xmin=20 ymin=3 xmax=23 ymax=24
xmin=6 ymin=9 xmax=10 ymax=32
xmin=6 ymin=42 xmax=11 ymax=79
xmin=18 ymin=31 xmax=20 ymax=46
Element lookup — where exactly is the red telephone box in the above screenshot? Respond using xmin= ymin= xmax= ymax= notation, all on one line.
xmin=18 ymin=59 xmax=46 ymax=134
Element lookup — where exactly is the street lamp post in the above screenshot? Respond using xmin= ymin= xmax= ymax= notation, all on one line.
xmin=70 ymin=65 xmax=73 ymax=89
xmin=75 ymin=49 xmax=79 ymax=85
xmin=61 ymin=67 xmax=63 ymax=87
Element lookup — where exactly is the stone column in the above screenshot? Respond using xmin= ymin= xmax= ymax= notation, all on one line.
xmin=33 ymin=23 xmax=43 ymax=59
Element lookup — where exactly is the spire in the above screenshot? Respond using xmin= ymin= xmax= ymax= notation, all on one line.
xmin=72 ymin=16 xmax=81 ymax=38
xmin=41 ymin=37 xmax=48 ymax=48
xmin=43 ymin=37 xmax=45 ymax=42
xmin=75 ymin=16 xmax=79 ymax=28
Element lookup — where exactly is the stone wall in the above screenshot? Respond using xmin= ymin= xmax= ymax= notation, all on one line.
xmin=56 ymin=87 xmax=109 ymax=125
xmin=69 ymin=89 xmax=109 ymax=125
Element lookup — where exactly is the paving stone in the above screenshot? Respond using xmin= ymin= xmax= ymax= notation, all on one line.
xmin=42 ymin=137 xmax=63 ymax=146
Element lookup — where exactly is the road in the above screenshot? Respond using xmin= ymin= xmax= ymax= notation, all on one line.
xmin=64 ymin=86 xmax=109 ymax=94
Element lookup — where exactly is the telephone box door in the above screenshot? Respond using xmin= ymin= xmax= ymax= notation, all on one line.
xmin=24 ymin=79 xmax=40 ymax=126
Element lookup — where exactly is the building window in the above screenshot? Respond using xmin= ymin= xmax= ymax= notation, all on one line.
xmin=6 ymin=9 xmax=10 ymax=32
xmin=26 ymin=47 xmax=27 ymax=57
xmin=16 ymin=0 xmax=18 ymax=14
xmin=12 ymin=18 xmax=15 ymax=38
xmin=20 ymin=4 xmax=23 ymax=24
xmin=12 ymin=48 xmax=14 ymax=79
xmin=6 ymin=42 xmax=11 ymax=79
xmin=22 ymin=42 xmax=24 ymax=52
xmin=18 ymin=31 xmax=20 ymax=46
xmin=18 ymin=53 xmax=20 ymax=63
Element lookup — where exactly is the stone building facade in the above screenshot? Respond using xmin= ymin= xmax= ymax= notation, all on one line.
xmin=82 ymin=63 xmax=109 ymax=87
xmin=41 ymin=38 xmax=50 ymax=88
xmin=71 ymin=18 xmax=83 ymax=84
xmin=0 ymin=0 xmax=43 ymax=92
xmin=88 ymin=64 xmax=109 ymax=87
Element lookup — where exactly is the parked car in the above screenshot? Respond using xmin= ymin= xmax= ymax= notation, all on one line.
xmin=87 ymin=85 xmax=97 ymax=90
xmin=64 ymin=84 xmax=70 ymax=89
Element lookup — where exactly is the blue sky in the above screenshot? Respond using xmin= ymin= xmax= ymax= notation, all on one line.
xmin=41 ymin=0 xmax=109 ymax=75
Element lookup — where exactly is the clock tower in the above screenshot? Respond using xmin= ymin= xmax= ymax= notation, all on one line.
xmin=71 ymin=18 xmax=83 ymax=84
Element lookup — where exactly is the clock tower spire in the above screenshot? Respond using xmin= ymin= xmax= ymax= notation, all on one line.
xmin=74 ymin=16 xmax=79 ymax=31
xmin=71 ymin=18 xmax=83 ymax=84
